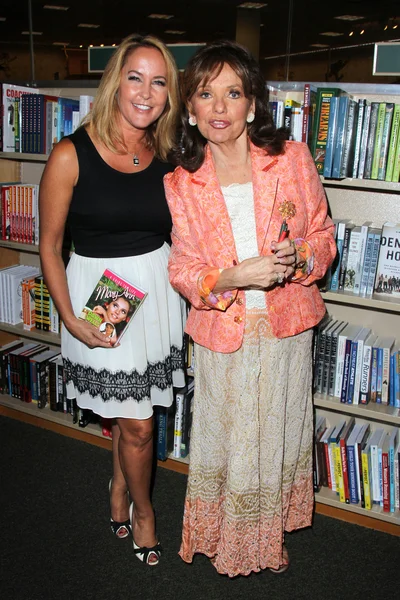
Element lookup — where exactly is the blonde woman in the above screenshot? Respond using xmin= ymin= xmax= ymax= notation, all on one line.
xmin=39 ymin=34 xmax=186 ymax=566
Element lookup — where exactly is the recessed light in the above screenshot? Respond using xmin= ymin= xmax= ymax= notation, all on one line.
xmin=310 ymin=43 xmax=330 ymax=48
xmin=21 ymin=31 xmax=43 ymax=35
xmin=112 ymin=43 xmax=116 ymax=47
xmin=320 ymin=32 xmax=344 ymax=37
xmin=53 ymin=42 xmax=69 ymax=46
xmin=148 ymin=14 xmax=174 ymax=20
xmin=78 ymin=23 xmax=100 ymax=28
xmin=238 ymin=2 xmax=267 ymax=8
xmin=334 ymin=15 xmax=364 ymax=22
xmin=79 ymin=44 xmax=83 ymax=48
xmin=360 ymin=29 xmax=365 ymax=34
xmin=44 ymin=4 xmax=69 ymax=10
xmin=349 ymin=31 xmax=354 ymax=36
xmin=165 ymin=30 xmax=186 ymax=35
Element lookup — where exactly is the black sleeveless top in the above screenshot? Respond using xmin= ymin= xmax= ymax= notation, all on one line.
xmin=67 ymin=127 xmax=175 ymax=258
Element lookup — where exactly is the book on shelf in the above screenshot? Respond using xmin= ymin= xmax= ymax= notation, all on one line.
xmin=79 ymin=95 xmax=94 ymax=124
xmin=373 ymin=222 xmax=400 ymax=298
xmin=301 ymin=83 xmax=317 ymax=148
xmin=313 ymin=414 xmax=327 ymax=491
xmin=376 ymin=336 xmax=396 ymax=405
xmin=377 ymin=103 xmax=394 ymax=180
xmin=350 ymin=327 xmax=372 ymax=405
xmin=173 ymin=379 xmax=195 ymax=459
xmin=327 ymin=321 xmax=348 ymax=397
xmin=321 ymin=319 xmax=339 ymax=395
xmin=320 ymin=425 xmax=335 ymax=490
xmin=338 ymin=417 xmax=356 ymax=503
xmin=311 ymin=87 xmax=343 ymax=174
xmin=0 ymin=339 xmax=23 ymax=394
xmin=365 ymin=228 xmax=382 ymax=297
xmin=388 ymin=428 xmax=399 ymax=511
xmin=391 ymin=117 xmax=400 ymax=183
xmin=331 ymin=95 xmax=351 ymax=179
xmin=351 ymin=98 xmax=367 ymax=179
xmin=330 ymin=219 xmax=351 ymax=292
xmin=357 ymin=424 xmax=371 ymax=508
xmin=323 ymin=95 xmax=339 ymax=179
xmin=329 ymin=419 xmax=346 ymax=496
xmin=338 ymin=222 xmax=355 ymax=291
xmin=0 ymin=83 xmax=39 ymax=153
xmin=357 ymin=103 xmax=372 ymax=179
xmin=343 ymin=225 xmax=362 ymax=292
xmin=346 ymin=422 xmax=363 ymax=503
xmin=340 ymin=98 xmax=358 ymax=178
xmin=334 ymin=323 xmax=362 ymax=399
xmin=371 ymin=102 xmax=388 ymax=180
xmin=79 ymin=269 xmax=147 ymax=346
xmin=353 ymin=222 xmax=372 ymax=295
xmin=363 ymin=102 xmax=380 ymax=179
xmin=381 ymin=433 xmax=390 ymax=511
xmin=361 ymin=435 xmax=373 ymax=510
xmin=369 ymin=428 xmax=385 ymax=504
xmin=180 ymin=379 xmax=195 ymax=458
xmin=359 ymin=333 xmax=377 ymax=404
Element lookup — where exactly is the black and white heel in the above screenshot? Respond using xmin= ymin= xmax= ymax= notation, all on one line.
xmin=109 ymin=478 xmax=131 ymax=539
xmin=129 ymin=503 xmax=162 ymax=566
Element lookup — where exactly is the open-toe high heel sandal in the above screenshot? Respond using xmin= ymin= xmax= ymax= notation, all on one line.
xmin=269 ymin=545 xmax=290 ymax=574
xmin=129 ymin=503 xmax=162 ymax=566
xmin=109 ymin=478 xmax=131 ymax=539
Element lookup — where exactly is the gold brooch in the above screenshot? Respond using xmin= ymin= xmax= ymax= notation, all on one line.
xmin=278 ymin=200 xmax=296 ymax=220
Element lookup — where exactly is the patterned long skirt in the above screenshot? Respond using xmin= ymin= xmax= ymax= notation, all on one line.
xmin=179 ymin=310 xmax=314 ymax=577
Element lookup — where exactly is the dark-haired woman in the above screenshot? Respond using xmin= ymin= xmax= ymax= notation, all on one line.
xmin=39 ymin=34 xmax=186 ymax=566
xmin=164 ymin=40 xmax=336 ymax=577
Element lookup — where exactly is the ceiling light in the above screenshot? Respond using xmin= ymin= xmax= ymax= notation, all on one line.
xmin=21 ymin=31 xmax=43 ymax=35
xmin=112 ymin=43 xmax=116 ymax=47
xmin=165 ymin=30 xmax=186 ymax=35
xmin=334 ymin=15 xmax=364 ymax=22
xmin=384 ymin=25 xmax=388 ymax=30
xmin=89 ymin=44 xmax=93 ymax=47
xmin=393 ymin=24 xmax=398 ymax=29
xmin=78 ymin=23 xmax=100 ymax=28
xmin=148 ymin=14 xmax=173 ymax=20
xmin=360 ymin=29 xmax=365 ymax=34
xmin=44 ymin=4 xmax=69 ymax=10
xmin=238 ymin=2 xmax=267 ymax=8
xmin=310 ymin=43 xmax=330 ymax=48
xmin=53 ymin=42 xmax=69 ymax=45
xmin=349 ymin=31 xmax=354 ymax=36
xmin=320 ymin=32 xmax=344 ymax=37
xmin=79 ymin=44 xmax=83 ymax=48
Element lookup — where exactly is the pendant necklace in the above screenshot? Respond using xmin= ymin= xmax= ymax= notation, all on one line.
xmin=125 ymin=143 xmax=144 ymax=167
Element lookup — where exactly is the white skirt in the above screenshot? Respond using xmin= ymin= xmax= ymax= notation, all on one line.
xmin=62 ymin=243 xmax=186 ymax=419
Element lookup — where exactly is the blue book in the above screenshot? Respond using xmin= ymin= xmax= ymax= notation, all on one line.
xmin=366 ymin=229 xmax=382 ymax=297
xmin=332 ymin=95 xmax=351 ymax=178
xmin=359 ymin=229 xmax=375 ymax=297
xmin=395 ymin=349 xmax=400 ymax=409
xmin=323 ymin=96 xmax=339 ymax=178
xmin=390 ymin=351 xmax=395 ymax=406
xmin=340 ymin=338 xmax=353 ymax=403
xmin=347 ymin=337 xmax=359 ymax=403
xmin=370 ymin=345 xmax=379 ymax=402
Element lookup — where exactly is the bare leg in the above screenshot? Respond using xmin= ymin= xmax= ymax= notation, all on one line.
xmin=116 ymin=416 xmax=157 ymax=552
xmin=109 ymin=422 xmax=130 ymax=523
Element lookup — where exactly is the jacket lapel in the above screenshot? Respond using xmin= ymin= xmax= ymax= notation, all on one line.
xmin=251 ymin=145 xmax=281 ymax=255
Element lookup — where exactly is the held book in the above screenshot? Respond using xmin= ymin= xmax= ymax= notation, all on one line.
xmin=79 ymin=269 xmax=147 ymax=346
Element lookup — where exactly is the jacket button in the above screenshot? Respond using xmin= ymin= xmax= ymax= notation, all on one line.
xmin=236 ymin=298 xmax=243 ymax=305
xmin=234 ymin=316 xmax=243 ymax=323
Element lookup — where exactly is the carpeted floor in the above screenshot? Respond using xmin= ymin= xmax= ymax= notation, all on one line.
xmin=0 ymin=415 xmax=399 ymax=600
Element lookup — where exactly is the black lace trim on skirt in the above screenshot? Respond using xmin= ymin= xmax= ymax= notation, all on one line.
xmin=63 ymin=345 xmax=185 ymax=402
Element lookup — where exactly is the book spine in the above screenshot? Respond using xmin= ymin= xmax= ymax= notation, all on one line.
xmin=340 ymin=99 xmax=358 ymax=178
xmin=347 ymin=444 xmax=359 ymax=503
xmin=363 ymin=102 xmax=379 ymax=179
xmin=382 ymin=451 xmax=390 ymax=512
xmin=377 ymin=103 xmax=394 ymax=180
xmin=173 ymin=392 xmax=183 ymax=458
xmin=371 ymin=103 xmax=387 ymax=179
xmin=340 ymin=338 xmax=352 ymax=403
xmin=381 ymin=346 xmax=391 ymax=405
xmin=346 ymin=340 xmax=358 ymax=404
xmin=323 ymin=96 xmax=338 ymax=178
xmin=360 ymin=342 xmax=372 ymax=404
xmin=361 ymin=448 xmax=372 ymax=509
xmin=313 ymin=91 xmax=338 ymax=173
xmin=366 ymin=232 xmax=381 ymax=297
xmin=385 ymin=104 xmax=400 ymax=181
xmin=376 ymin=347 xmax=383 ymax=403
xmin=338 ymin=225 xmax=352 ymax=290
xmin=370 ymin=346 xmax=378 ymax=402
xmin=357 ymin=104 xmax=371 ymax=178
xmin=332 ymin=96 xmax=349 ymax=179
xmin=352 ymin=99 xmax=366 ymax=178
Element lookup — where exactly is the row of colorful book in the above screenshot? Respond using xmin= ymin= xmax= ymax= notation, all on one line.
xmin=0 ymin=264 xmax=60 ymax=333
xmin=1 ymin=83 xmax=94 ymax=154
xmin=268 ymin=84 xmax=400 ymax=182
xmin=1 ymin=182 xmax=39 ymax=244
xmin=314 ymin=415 xmax=399 ymax=513
xmin=323 ymin=221 xmax=400 ymax=299
xmin=313 ymin=314 xmax=399 ymax=407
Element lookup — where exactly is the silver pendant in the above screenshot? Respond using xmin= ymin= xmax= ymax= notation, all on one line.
xmin=133 ymin=155 xmax=139 ymax=166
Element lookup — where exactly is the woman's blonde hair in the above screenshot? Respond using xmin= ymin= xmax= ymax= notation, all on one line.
xmin=83 ymin=34 xmax=180 ymax=161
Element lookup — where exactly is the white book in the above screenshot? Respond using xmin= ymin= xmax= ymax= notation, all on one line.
xmin=359 ymin=227 xmax=375 ymax=297
xmin=357 ymin=103 xmax=371 ymax=178
xmin=360 ymin=333 xmax=378 ymax=404
xmin=3 ymin=265 xmax=25 ymax=323
xmin=373 ymin=222 xmax=400 ymax=297
xmin=344 ymin=226 xmax=361 ymax=292
xmin=173 ymin=391 xmax=184 ymax=458
xmin=353 ymin=327 xmax=372 ymax=404
xmin=276 ymin=100 xmax=284 ymax=128
xmin=8 ymin=265 xmax=39 ymax=324
xmin=377 ymin=336 xmax=396 ymax=405
xmin=0 ymin=265 xmax=18 ymax=322
xmin=79 ymin=95 xmax=94 ymax=124
xmin=369 ymin=429 xmax=385 ymax=503
xmin=353 ymin=221 xmax=372 ymax=294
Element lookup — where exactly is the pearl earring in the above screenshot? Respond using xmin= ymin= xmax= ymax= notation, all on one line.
xmin=246 ymin=112 xmax=255 ymax=124
xmin=188 ymin=116 xmax=197 ymax=126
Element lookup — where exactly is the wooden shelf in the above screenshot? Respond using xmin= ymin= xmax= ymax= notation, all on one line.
xmin=314 ymin=393 xmax=400 ymax=426
xmin=0 ymin=322 xmax=61 ymax=346
xmin=321 ymin=290 xmax=400 ymax=313
xmin=0 ymin=240 xmax=39 ymax=253
xmin=0 ymin=152 xmax=48 ymax=162
xmin=315 ymin=486 xmax=400 ymax=527
xmin=320 ymin=176 xmax=400 ymax=193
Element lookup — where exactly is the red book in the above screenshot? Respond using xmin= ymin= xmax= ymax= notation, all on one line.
xmin=382 ymin=435 xmax=390 ymax=512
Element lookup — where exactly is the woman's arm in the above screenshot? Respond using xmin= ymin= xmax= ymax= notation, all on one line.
xmin=39 ymin=139 xmax=112 ymax=348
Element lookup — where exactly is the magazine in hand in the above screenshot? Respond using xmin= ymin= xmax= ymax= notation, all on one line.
xmin=79 ymin=269 xmax=147 ymax=346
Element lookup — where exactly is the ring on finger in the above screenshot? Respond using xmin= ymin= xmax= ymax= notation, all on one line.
xmin=276 ymin=273 xmax=284 ymax=284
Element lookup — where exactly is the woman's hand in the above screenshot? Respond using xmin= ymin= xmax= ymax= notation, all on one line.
xmin=236 ymin=239 xmax=297 ymax=289
xmin=66 ymin=317 xmax=114 ymax=349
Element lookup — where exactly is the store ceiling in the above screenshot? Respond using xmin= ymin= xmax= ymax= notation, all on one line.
xmin=0 ymin=0 xmax=399 ymax=60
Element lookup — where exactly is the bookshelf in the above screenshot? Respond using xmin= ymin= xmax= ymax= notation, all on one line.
xmin=268 ymin=81 xmax=400 ymax=533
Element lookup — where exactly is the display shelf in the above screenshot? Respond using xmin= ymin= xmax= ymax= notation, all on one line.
xmin=0 ymin=240 xmax=39 ymax=253
xmin=320 ymin=291 xmax=400 ymax=314
xmin=320 ymin=176 xmax=400 ymax=193
xmin=0 ymin=152 xmax=48 ymax=162
xmin=314 ymin=393 xmax=400 ymax=426
xmin=315 ymin=486 xmax=400 ymax=526
xmin=0 ymin=323 xmax=61 ymax=346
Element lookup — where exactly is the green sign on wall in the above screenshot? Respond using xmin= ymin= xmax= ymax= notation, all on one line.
xmin=373 ymin=43 xmax=400 ymax=76
xmin=88 ymin=43 xmax=205 ymax=73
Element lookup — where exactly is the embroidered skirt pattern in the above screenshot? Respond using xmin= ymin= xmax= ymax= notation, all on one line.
xmin=179 ymin=311 xmax=314 ymax=577
xmin=62 ymin=243 xmax=186 ymax=419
